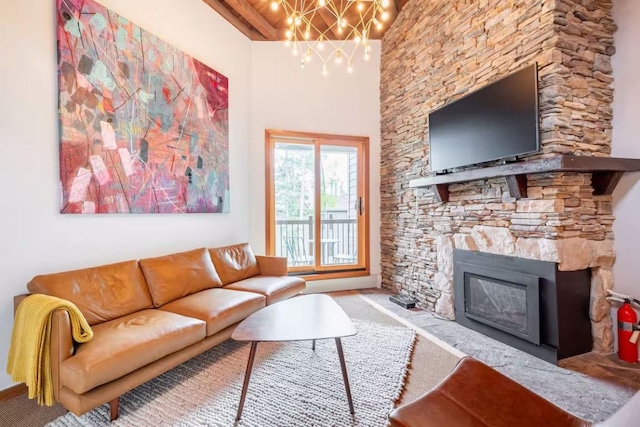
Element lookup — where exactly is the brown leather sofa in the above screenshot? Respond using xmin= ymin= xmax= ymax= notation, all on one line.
xmin=16 ymin=243 xmax=305 ymax=420
xmin=389 ymin=357 xmax=591 ymax=427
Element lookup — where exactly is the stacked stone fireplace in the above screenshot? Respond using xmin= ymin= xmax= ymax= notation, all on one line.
xmin=380 ymin=0 xmax=617 ymax=353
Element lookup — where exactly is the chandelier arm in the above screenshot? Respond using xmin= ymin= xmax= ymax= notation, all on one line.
xmin=358 ymin=2 xmax=379 ymax=39
xmin=298 ymin=15 xmax=332 ymax=41
xmin=303 ymin=0 xmax=318 ymax=16
xmin=325 ymin=1 xmax=339 ymax=20
xmin=278 ymin=0 xmax=383 ymax=73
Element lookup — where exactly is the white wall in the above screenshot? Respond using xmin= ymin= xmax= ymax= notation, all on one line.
xmin=0 ymin=0 xmax=251 ymax=390
xmin=612 ymin=0 xmax=640 ymax=299
xmin=249 ymin=41 xmax=382 ymax=291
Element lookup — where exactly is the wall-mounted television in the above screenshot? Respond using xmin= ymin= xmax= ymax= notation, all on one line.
xmin=428 ymin=64 xmax=540 ymax=172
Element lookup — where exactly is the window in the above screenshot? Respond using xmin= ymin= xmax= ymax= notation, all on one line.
xmin=265 ymin=130 xmax=369 ymax=278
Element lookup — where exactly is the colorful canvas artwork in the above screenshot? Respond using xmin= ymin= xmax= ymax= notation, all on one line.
xmin=57 ymin=0 xmax=229 ymax=213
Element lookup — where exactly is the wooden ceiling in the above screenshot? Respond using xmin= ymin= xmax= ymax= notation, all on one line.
xmin=202 ymin=0 xmax=408 ymax=41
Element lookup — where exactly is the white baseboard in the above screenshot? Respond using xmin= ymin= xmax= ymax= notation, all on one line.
xmin=303 ymin=274 xmax=379 ymax=294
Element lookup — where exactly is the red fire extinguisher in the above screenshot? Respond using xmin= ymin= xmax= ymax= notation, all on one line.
xmin=608 ymin=290 xmax=640 ymax=364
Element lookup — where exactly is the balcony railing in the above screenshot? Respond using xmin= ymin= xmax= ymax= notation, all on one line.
xmin=275 ymin=216 xmax=357 ymax=266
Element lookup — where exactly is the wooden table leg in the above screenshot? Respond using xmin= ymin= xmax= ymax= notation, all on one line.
xmin=109 ymin=397 xmax=119 ymax=421
xmin=236 ymin=341 xmax=258 ymax=421
xmin=335 ymin=337 xmax=355 ymax=414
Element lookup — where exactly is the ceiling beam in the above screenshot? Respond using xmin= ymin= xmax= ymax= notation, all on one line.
xmin=275 ymin=28 xmax=290 ymax=40
xmin=386 ymin=0 xmax=398 ymax=22
xmin=395 ymin=0 xmax=408 ymax=13
xmin=223 ymin=0 xmax=279 ymax=40
xmin=202 ymin=0 xmax=254 ymax=39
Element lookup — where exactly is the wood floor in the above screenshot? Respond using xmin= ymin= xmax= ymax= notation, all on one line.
xmin=560 ymin=352 xmax=640 ymax=391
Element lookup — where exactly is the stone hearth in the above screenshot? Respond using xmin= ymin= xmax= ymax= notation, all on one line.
xmin=436 ymin=223 xmax=615 ymax=352
xmin=360 ymin=290 xmax=634 ymax=423
xmin=380 ymin=0 xmax=617 ymax=352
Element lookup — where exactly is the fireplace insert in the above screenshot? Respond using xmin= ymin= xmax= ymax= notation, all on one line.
xmin=454 ymin=249 xmax=591 ymax=363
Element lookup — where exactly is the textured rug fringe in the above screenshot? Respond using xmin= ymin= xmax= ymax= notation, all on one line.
xmin=389 ymin=326 xmax=418 ymax=415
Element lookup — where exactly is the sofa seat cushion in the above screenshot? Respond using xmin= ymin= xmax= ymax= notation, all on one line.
xmin=60 ymin=309 xmax=205 ymax=394
xmin=160 ymin=288 xmax=266 ymax=336
xmin=224 ymin=276 xmax=305 ymax=305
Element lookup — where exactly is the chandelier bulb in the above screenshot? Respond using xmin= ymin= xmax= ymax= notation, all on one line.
xmin=335 ymin=50 xmax=342 ymax=64
xmin=322 ymin=63 xmax=328 ymax=76
xmin=338 ymin=26 xmax=343 ymax=34
xmin=319 ymin=0 xmax=326 ymax=6
xmin=305 ymin=30 xmax=311 ymax=39
xmin=348 ymin=61 xmax=353 ymax=74
xmin=357 ymin=2 xmax=364 ymax=11
xmin=381 ymin=0 xmax=390 ymax=7
xmin=355 ymin=35 xmax=361 ymax=44
xmin=318 ymin=41 xmax=324 ymax=50
xmin=286 ymin=29 xmax=292 ymax=39
xmin=293 ymin=47 xmax=298 ymax=56
xmin=295 ymin=16 xmax=302 ymax=26
xmin=364 ymin=52 xmax=370 ymax=61
xmin=381 ymin=11 xmax=389 ymax=21
xmin=287 ymin=16 xmax=293 ymax=25
xmin=340 ymin=18 xmax=347 ymax=28
xmin=285 ymin=39 xmax=291 ymax=47
xmin=270 ymin=1 xmax=278 ymax=11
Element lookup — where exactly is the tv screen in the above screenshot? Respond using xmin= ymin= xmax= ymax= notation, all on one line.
xmin=428 ymin=64 xmax=540 ymax=172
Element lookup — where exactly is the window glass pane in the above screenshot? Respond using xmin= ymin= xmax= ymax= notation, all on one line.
xmin=274 ymin=142 xmax=315 ymax=268
xmin=320 ymin=145 xmax=358 ymax=267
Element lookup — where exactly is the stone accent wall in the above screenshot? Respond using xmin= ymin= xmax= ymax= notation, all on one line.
xmin=380 ymin=0 xmax=617 ymax=352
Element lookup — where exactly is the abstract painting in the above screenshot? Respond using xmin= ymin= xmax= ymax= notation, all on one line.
xmin=57 ymin=0 xmax=229 ymax=214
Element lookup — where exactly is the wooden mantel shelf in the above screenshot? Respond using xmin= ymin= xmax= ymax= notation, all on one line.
xmin=408 ymin=155 xmax=640 ymax=202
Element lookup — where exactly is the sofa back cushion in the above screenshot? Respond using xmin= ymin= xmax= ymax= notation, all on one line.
xmin=209 ymin=243 xmax=261 ymax=285
xmin=27 ymin=260 xmax=153 ymax=326
xmin=139 ymin=248 xmax=223 ymax=307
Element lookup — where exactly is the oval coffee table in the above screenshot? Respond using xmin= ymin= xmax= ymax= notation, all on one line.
xmin=231 ymin=294 xmax=357 ymax=421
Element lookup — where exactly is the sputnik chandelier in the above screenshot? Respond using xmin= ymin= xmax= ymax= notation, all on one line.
xmin=270 ymin=0 xmax=391 ymax=75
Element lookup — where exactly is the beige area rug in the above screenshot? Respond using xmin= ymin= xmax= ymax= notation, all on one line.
xmin=332 ymin=292 xmax=463 ymax=405
xmin=47 ymin=320 xmax=415 ymax=427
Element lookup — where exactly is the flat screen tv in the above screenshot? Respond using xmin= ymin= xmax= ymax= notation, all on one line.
xmin=429 ymin=64 xmax=540 ymax=172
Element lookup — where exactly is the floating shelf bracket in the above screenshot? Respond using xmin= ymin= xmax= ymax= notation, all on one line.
xmin=505 ymin=175 xmax=528 ymax=199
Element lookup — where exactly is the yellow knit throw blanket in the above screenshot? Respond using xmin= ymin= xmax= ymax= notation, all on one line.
xmin=6 ymin=294 xmax=93 ymax=406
